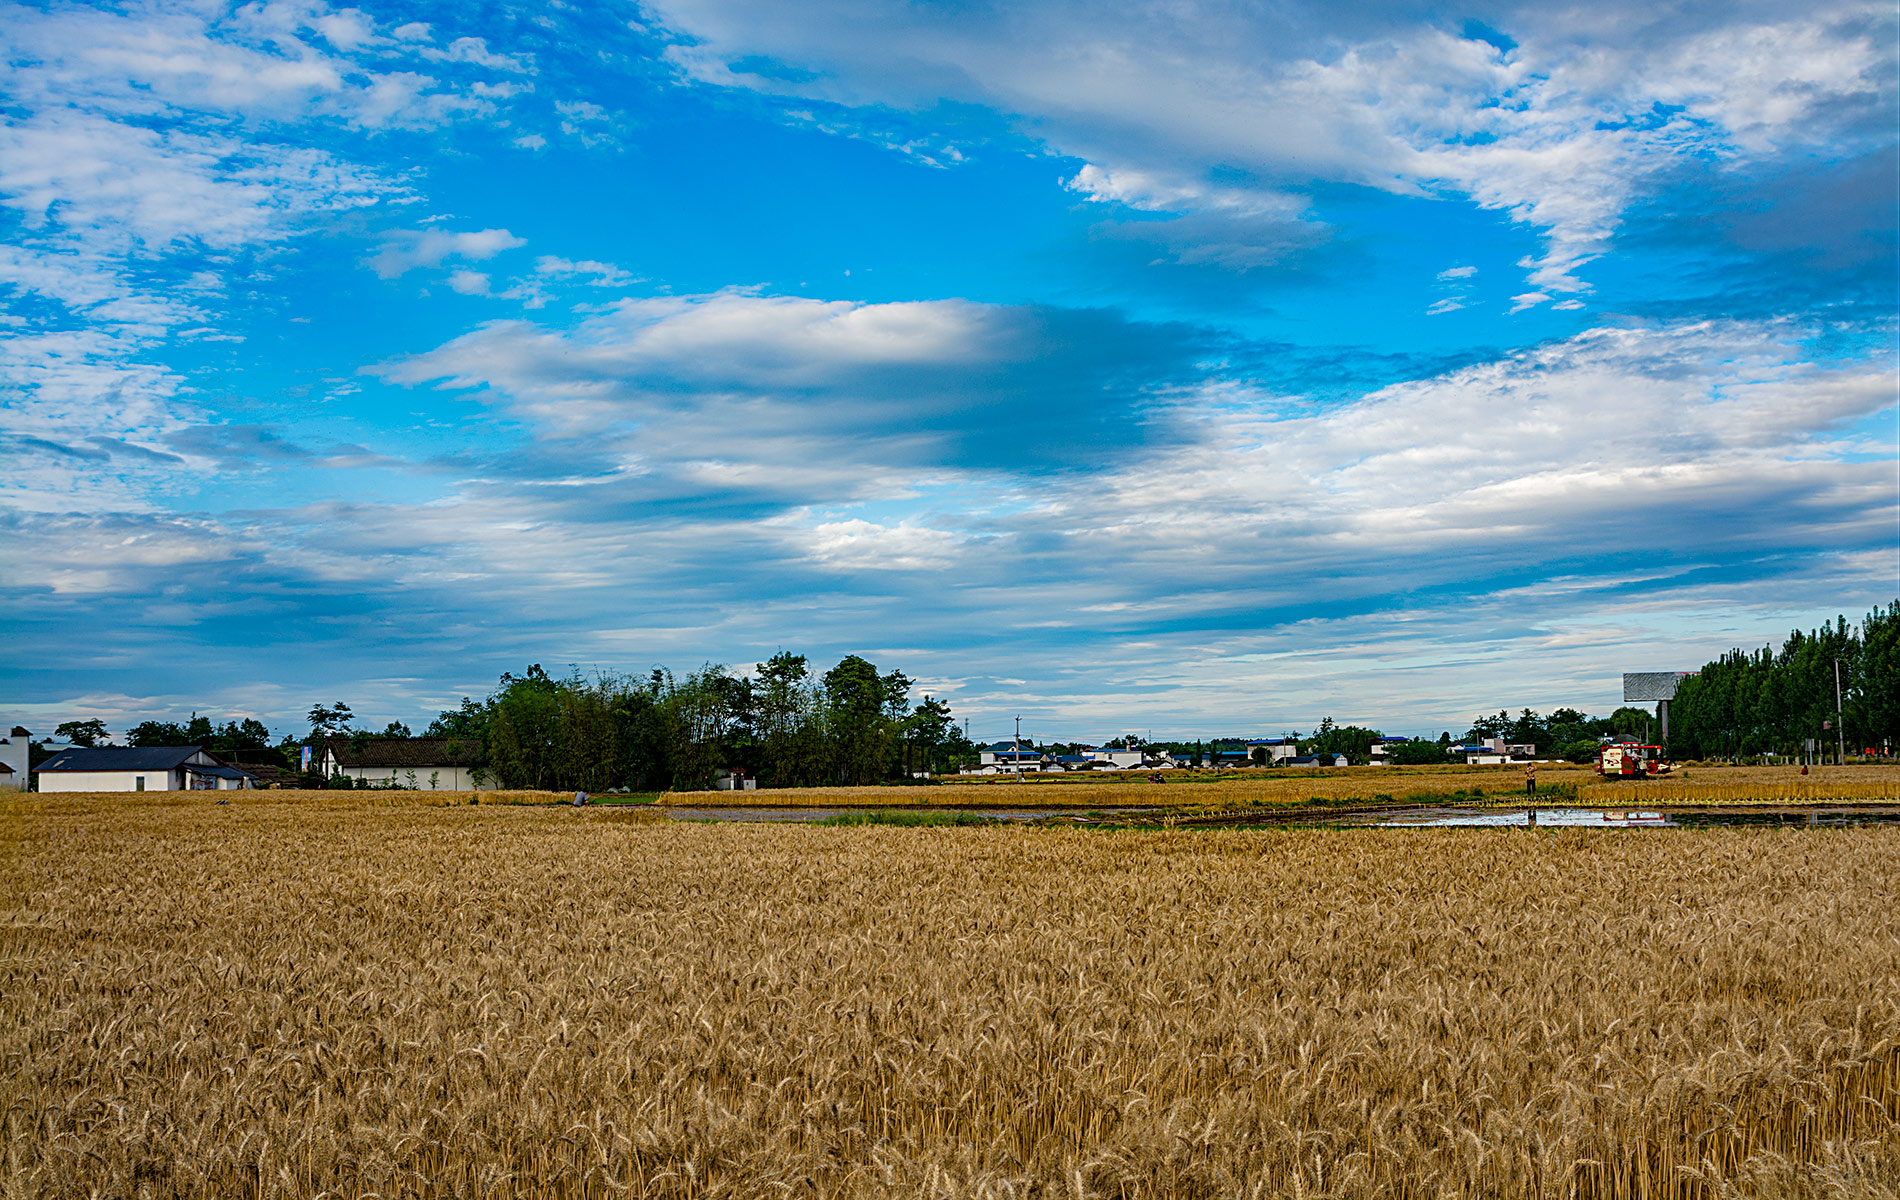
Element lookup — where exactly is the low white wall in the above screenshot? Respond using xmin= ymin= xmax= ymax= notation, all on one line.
xmin=336 ymin=765 xmax=495 ymax=790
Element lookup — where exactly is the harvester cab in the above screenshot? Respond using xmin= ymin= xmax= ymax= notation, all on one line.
xmin=1598 ymin=743 xmax=1671 ymax=778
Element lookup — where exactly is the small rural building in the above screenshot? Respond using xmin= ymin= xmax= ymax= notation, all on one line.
xmin=0 ymin=726 xmax=27 ymax=791
xmin=319 ymin=737 xmax=492 ymax=790
xmin=35 ymin=746 xmax=258 ymax=792
xmin=1456 ymin=737 xmax=1539 ymax=765
xmin=977 ymin=742 xmax=1047 ymax=770
xmin=1245 ymin=738 xmax=1301 ymax=765
xmin=713 ymin=768 xmax=756 ymax=791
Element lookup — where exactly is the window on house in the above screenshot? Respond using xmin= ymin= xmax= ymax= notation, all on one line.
xmin=135 ymin=776 xmax=145 ymax=791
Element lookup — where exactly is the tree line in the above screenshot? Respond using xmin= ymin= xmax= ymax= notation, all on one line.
xmin=1667 ymin=602 xmax=1898 ymax=761
xmin=416 ymin=655 xmax=975 ymax=792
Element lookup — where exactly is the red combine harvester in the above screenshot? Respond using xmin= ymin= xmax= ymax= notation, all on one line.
xmin=1598 ymin=743 xmax=1672 ymax=778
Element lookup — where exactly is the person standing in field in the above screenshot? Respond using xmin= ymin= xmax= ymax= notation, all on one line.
xmin=1525 ymin=761 xmax=1537 ymax=795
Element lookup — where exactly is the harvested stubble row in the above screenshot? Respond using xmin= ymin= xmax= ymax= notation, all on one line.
xmin=2 ymin=799 xmax=1897 ymax=1199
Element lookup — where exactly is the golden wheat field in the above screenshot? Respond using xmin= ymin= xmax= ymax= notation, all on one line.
xmin=3 ymin=796 xmax=1898 ymax=1199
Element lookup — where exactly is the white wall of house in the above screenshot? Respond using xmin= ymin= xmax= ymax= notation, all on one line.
xmin=39 ymin=768 xmax=184 ymax=792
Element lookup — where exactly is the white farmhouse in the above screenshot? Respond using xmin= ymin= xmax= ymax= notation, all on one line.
xmin=976 ymin=741 xmax=1046 ymax=771
xmin=35 ymin=746 xmax=257 ymax=792
xmin=320 ymin=737 xmax=493 ymax=790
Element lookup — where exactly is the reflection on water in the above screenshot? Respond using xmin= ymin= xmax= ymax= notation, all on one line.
xmin=1368 ymin=808 xmax=1900 ymax=829
xmin=652 ymin=804 xmax=1900 ymax=829
xmin=658 ymin=806 xmax=1162 ymax=823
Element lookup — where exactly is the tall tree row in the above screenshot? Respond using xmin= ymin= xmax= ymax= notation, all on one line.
xmin=1668 ymin=603 xmax=1898 ymax=760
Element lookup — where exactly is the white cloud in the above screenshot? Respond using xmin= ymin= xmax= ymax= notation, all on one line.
xmin=446 ymin=269 xmax=491 ymax=295
xmin=432 ymin=36 xmax=533 ymax=74
xmin=533 ymin=256 xmax=638 ymax=286
xmin=1437 ymin=266 xmax=1478 ymax=280
xmin=367 ymin=228 xmax=527 ymax=278
xmin=800 ymin=518 xmax=965 ymax=570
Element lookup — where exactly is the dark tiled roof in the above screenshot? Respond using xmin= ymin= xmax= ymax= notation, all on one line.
xmin=37 ymin=746 xmax=204 ymax=772
xmin=190 ymin=765 xmax=257 ymax=781
xmin=234 ymin=762 xmax=298 ymax=785
xmin=324 ymin=737 xmax=484 ymax=768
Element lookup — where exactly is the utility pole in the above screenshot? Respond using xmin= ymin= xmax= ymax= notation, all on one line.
xmin=1833 ymin=657 xmax=1846 ymax=765
xmin=1013 ymin=714 xmax=1022 ymax=783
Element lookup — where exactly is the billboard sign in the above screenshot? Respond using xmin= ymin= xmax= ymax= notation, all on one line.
xmin=1623 ymin=671 xmax=1694 ymax=702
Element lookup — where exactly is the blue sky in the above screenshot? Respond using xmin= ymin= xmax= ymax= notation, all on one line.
xmin=2 ymin=0 xmax=1896 ymax=742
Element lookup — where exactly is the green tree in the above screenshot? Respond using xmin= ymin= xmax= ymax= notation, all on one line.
xmin=125 ymin=720 xmax=188 ymax=746
xmin=823 ymin=655 xmax=904 ymax=784
xmin=904 ymin=695 xmax=957 ymax=776
xmin=1308 ymin=719 xmax=1382 ymax=764
xmin=306 ymin=703 xmax=354 ymax=740
xmin=54 ymin=719 xmax=108 ymax=746
xmin=487 ymin=666 xmax=563 ymax=789
xmin=427 ymin=697 xmax=491 ymax=740
xmin=1855 ymin=602 xmax=1898 ymax=753
xmin=1388 ymin=739 xmax=1453 ymax=765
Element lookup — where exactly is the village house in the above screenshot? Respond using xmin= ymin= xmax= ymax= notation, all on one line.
xmin=320 ymin=737 xmax=492 ymax=790
xmin=1455 ymin=737 xmax=1539 ymax=765
xmin=1245 ymin=738 xmax=1301 ymax=765
xmin=35 ymin=746 xmax=258 ymax=792
xmin=970 ymin=741 xmax=1047 ymax=773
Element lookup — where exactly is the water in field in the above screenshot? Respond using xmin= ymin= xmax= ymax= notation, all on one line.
xmin=654 ymin=803 xmax=1900 ymax=829
xmin=1357 ymin=808 xmax=1900 ymax=828
xmin=656 ymin=805 xmax=1165 ymax=823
